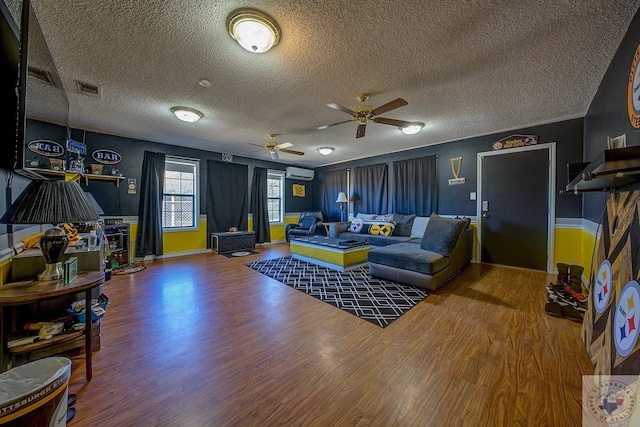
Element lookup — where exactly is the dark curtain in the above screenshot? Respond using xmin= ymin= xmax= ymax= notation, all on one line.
xmin=135 ymin=151 xmax=165 ymax=257
xmin=206 ymin=160 xmax=248 ymax=242
xmin=250 ymin=167 xmax=271 ymax=244
xmin=321 ymin=169 xmax=348 ymax=221
xmin=352 ymin=163 xmax=388 ymax=215
xmin=392 ymin=155 xmax=438 ymax=215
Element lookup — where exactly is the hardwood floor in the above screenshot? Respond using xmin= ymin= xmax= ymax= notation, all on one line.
xmin=65 ymin=244 xmax=593 ymax=426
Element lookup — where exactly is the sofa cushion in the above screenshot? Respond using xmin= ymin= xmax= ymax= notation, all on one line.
xmin=337 ymin=233 xmax=410 ymax=246
xmin=351 ymin=219 xmax=395 ymax=236
xmin=361 ymin=221 xmax=395 ymax=236
xmin=356 ymin=213 xmax=376 ymax=220
xmin=410 ymin=216 xmax=430 ymax=239
xmin=392 ymin=213 xmax=416 ymax=236
xmin=368 ymin=243 xmax=450 ymax=275
xmin=350 ymin=218 xmax=365 ymax=233
xmin=420 ymin=214 xmax=470 ymax=256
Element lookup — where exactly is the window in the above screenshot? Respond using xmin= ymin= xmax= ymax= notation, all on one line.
xmin=267 ymin=170 xmax=284 ymax=223
xmin=163 ymin=158 xmax=199 ymax=230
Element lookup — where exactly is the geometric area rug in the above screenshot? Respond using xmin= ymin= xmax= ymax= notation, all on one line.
xmin=245 ymin=256 xmax=429 ymax=328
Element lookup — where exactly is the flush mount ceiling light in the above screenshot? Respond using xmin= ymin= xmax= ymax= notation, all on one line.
xmin=401 ymin=122 xmax=424 ymax=135
xmin=227 ymin=8 xmax=281 ymax=53
xmin=170 ymin=106 xmax=203 ymax=123
xmin=317 ymin=147 xmax=334 ymax=155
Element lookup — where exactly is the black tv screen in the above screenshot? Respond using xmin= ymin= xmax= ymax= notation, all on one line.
xmin=0 ymin=3 xmax=21 ymax=172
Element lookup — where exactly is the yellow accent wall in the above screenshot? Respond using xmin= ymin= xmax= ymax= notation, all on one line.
xmin=162 ymin=220 xmax=208 ymax=254
xmin=553 ymin=227 xmax=596 ymax=278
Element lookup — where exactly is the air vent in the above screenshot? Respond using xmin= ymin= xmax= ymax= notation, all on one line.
xmin=76 ymin=80 xmax=101 ymax=98
xmin=28 ymin=67 xmax=56 ymax=86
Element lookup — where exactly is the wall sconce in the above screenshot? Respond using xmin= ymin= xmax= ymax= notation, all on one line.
xmin=317 ymin=147 xmax=334 ymax=155
xmin=227 ymin=9 xmax=281 ymax=53
xmin=401 ymin=122 xmax=424 ymax=135
xmin=170 ymin=107 xmax=203 ymax=123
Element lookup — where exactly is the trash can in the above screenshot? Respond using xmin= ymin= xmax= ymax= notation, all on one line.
xmin=0 ymin=357 xmax=72 ymax=426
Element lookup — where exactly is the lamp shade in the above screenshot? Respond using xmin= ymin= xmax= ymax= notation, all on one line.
xmin=85 ymin=192 xmax=105 ymax=215
xmin=0 ymin=180 xmax=100 ymax=225
xmin=336 ymin=192 xmax=348 ymax=203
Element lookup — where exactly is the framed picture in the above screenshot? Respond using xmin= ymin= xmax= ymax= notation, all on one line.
xmin=293 ymin=184 xmax=305 ymax=197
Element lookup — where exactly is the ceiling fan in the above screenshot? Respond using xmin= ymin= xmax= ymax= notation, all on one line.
xmin=318 ymin=93 xmax=414 ymax=138
xmin=246 ymin=134 xmax=304 ymax=160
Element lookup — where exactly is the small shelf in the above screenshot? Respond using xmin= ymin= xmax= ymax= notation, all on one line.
xmin=18 ymin=167 xmax=125 ymax=187
xmin=564 ymin=146 xmax=640 ymax=194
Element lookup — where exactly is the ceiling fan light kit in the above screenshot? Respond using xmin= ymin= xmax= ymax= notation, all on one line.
xmin=401 ymin=122 xmax=424 ymax=135
xmin=170 ymin=106 xmax=203 ymax=123
xmin=227 ymin=9 xmax=281 ymax=53
xmin=319 ymin=93 xmax=416 ymax=138
xmin=317 ymin=147 xmax=334 ymax=155
xmin=244 ymin=134 xmax=305 ymax=160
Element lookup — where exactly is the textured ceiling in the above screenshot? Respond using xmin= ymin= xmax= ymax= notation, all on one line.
xmin=18 ymin=1 xmax=640 ymax=167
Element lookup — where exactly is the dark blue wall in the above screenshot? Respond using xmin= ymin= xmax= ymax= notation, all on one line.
xmin=583 ymin=8 xmax=640 ymax=222
xmin=314 ymin=118 xmax=584 ymax=218
xmin=21 ymin=123 xmax=313 ymax=217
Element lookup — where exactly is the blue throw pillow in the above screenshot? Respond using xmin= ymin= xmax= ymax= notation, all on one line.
xmin=420 ymin=214 xmax=470 ymax=256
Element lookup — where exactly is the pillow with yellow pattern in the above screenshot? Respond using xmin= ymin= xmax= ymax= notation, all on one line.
xmin=361 ymin=221 xmax=396 ymax=236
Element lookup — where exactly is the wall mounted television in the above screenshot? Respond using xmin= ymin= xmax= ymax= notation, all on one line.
xmin=0 ymin=0 xmax=69 ymax=173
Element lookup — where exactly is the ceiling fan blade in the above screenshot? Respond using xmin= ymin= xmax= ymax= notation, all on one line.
xmin=270 ymin=151 xmax=279 ymax=160
xmin=280 ymin=148 xmax=305 ymax=156
xmin=370 ymin=98 xmax=408 ymax=116
xmin=356 ymin=123 xmax=366 ymax=138
xmin=276 ymin=142 xmax=293 ymax=149
xmin=248 ymin=142 xmax=266 ymax=148
xmin=373 ymin=117 xmax=414 ymax=128
xmin=318 ymin=119 xmax=356 ymax=130
xmin=327 ymin=103 xmax=356 ymax=115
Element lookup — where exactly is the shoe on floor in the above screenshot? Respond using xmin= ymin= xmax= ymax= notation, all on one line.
xmin=67 ymin=407 xmax=76 ymax=422
xmin=545 ymin=300 xmax=564 ymax=317
xmin=563 ymin=304 xmax=584 ymax=323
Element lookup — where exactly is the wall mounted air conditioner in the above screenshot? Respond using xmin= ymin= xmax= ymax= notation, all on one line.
xmin=285 ymin=166 xmax=314 ymax=181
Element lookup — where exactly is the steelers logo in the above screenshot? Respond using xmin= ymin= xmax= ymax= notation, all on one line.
xmin=628 ymin=42 xmax=640 ymax=128
xmin=369 ymin=223 xmax=392 ymax=236
xmin=594 ymin=259 xmax=613 ymax=314
xmin=614 ymin=280 xmax=640 ymax=357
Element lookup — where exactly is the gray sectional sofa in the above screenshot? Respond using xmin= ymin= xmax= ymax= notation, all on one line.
xmin=333 ymin=213 xmax=473 ymax=291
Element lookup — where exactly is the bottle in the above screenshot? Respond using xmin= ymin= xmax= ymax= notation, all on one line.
xmin=88 ymin=230 xmax=98 ymax=250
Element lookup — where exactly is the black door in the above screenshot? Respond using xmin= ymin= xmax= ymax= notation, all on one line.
xmin=480 ymin=148 xmax=549 ymax=270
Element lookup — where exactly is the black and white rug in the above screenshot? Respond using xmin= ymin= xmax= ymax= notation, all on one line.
xmin=246 ymin=256 xmax=428 ymax=328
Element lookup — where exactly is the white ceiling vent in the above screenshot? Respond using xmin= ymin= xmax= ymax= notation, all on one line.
xmin=76 ymin=80 xmax=101 ymax=98
xmin=28 ymin=67 xmax=55 ymax=86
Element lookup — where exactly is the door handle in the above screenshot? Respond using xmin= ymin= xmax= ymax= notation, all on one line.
xmin=482 ymin=213 xmax=490 ymax=218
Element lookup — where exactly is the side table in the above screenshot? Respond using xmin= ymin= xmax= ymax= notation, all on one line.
xmin=211 ymin=231 xmax=255 ymax=254
xmin=0 ymin=271 xmax=104 ymax=381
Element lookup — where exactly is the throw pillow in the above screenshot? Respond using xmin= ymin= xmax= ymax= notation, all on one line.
xmin=356 ymin=213 xmax=376 ymax=220
xmin=373 ymin=213 xmax=394 ymax=222
xmin=350 ymin=218 xmax=364 ymax=233
xmin=392 ymin=213 xmax=416 ymax=236
xmin=361 ymin=221 xmax=395 ymax=236
xmin=420 ymin=214 xmax=470 ymax=256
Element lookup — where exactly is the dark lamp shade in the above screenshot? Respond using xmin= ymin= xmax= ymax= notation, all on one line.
xmin=0 ymin=180 xmax=100 ymax=225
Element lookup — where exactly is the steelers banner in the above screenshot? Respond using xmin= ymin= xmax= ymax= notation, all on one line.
xmin=583 ymin=190 xmax=640 ymax=375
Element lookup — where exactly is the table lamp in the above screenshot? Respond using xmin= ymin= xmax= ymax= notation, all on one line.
xmin=0 ymin=180 xmax=100 ymax=281
xmin=336 ymin=192 xmax=348 ymax=222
